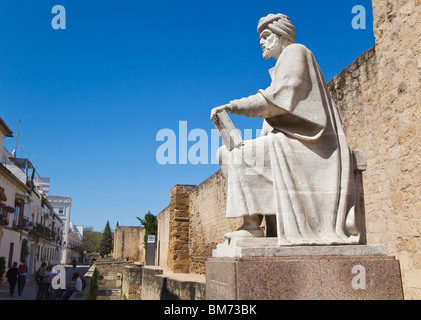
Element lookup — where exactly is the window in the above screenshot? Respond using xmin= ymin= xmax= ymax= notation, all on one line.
xmin=14 ymin=199 xmax=24 ymax=223
xmin=8 ymin=243 xmax=14 ymax=267
xmin=20 ymin=239 xmax=28 ymax=262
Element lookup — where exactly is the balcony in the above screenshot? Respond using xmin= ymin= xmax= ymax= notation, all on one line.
xmin=0 ymin=209 xmax=9 ymax=226
xmin=12 ymin=216 xmax=30 ymax=230
xmin=7 ymin=157 xmax=36 ymax=189
xmin=36 ymin=223 xmax=45 ymax=235
xmin=0 ymin=204 xmax=15 ymax=226
xmin=45 ymin=227 xmax=51 ymax=239
xmin=33 ymin=223 xmax=52 ymax=240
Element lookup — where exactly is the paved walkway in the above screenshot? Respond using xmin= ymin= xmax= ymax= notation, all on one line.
xmin=0 ymin=264 xmax=90 ymax=300
xmin=0 ymin=277 xmax=38 ymax=300
xmin=140 ymin=264 xmax=206 ymax=283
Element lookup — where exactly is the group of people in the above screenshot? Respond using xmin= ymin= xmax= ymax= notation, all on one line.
xmin=35 ymin=262 xmax=59 ymax=300
xmin=35 ymin=262 xmax=84 ymax=300
xmin=5 ymin=260 xmax=85 ymax=300
xmin=5 ymin=259 xmax=29 ymax=297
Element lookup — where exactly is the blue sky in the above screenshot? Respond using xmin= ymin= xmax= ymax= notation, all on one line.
xmin=0 ymin=0 xmax=374 ymax=232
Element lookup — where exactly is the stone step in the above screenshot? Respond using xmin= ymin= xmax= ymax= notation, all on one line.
xmin=97 ymin=289 xmax=122 ymax=297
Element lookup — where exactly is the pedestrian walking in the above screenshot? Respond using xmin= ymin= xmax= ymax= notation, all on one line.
xmin=44 ymin=265 xmax=53 ymax=300
xmin=35 ymin=262 xmax=48 ymax=300
xmin=5 ymin=262 xmax=19 ymax=297
xmin=17 ymin=259 xmax=29 ymax=296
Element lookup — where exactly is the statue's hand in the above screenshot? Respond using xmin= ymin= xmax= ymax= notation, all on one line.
xmin=211 ymin=104 xmax=232 ymax=123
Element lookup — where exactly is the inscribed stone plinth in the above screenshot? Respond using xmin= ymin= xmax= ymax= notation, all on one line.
xmin=206 ymin=256 xmax=404 ymax=300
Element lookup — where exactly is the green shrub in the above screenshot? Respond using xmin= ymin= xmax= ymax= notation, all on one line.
xmin=87 ymin=268 xmax=99 ymax=300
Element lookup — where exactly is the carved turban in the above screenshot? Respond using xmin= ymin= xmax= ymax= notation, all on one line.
xmin=257 ymin=13 xmax=296 ymax=43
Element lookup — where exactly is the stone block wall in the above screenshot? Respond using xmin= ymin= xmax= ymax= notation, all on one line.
xmin=370 ymin=0 xmax=421 ymax=299
xmin=327 ymin=0 xmax=421 ymax=299
xmin=94 ymin=261 xmax=130 ymax=278
xmin=188 ymin=170 xmax=241 ymax=274
xmin=122 ymin=264 xmax=143 ymax=300
xmin=113 ymin=226 xmax=146 ymax=264
xmin=328 ymin=46 xmax=381 ymax=245
xmin=156 ymin=205 xmax=170 ymax=267
xmin=155 ymin=172 xmax=242 ymax=275
xmin=140 ymin=266 xmax=205 ymax=300
xmin=167 ymin=185 xmax=196 ymax=273
xmin=141 ymin=267 xmax=165 ymax=300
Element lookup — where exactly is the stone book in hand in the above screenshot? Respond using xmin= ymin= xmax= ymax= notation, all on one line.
xmin=212 ymin=110 xmax=243 ymax=151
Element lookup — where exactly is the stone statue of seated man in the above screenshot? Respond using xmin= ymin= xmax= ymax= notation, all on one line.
xmin=211 ymin=13 xmax=365 ymax=246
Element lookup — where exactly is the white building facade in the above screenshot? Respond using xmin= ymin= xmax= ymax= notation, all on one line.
xmin=48 ymin=196 xmax=83 ymax=264
xmin=0 ymin=117 xmax=65 ymax=275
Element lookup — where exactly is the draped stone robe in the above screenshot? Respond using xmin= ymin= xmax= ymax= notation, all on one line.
xmin=217 ymin=43 xmax=361 ymax=245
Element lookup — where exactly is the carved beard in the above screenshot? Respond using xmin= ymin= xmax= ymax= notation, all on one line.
xmin=262 ymin=35 xmax=280 ymax=60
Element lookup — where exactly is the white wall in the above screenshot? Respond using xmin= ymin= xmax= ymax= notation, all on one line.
xmin=0 ymin=132 xmax=5 ymax=162
xmin=49 ymin=197 xmax=73 ymax=264
xmin=0 ymin=228 xmax=20 ymax=267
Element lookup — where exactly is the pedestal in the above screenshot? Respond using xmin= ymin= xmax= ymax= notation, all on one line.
xmin=206 ymin=241 xmax=404 ymax=300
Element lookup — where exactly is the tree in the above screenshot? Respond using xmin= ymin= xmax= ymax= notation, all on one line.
xmin=99 ymin=221 xmax=113 ymax=257
xmin=82 ymin=227 xmax=103 ymax=255
xmin=136 ymin=211 xmax=157 ymax=249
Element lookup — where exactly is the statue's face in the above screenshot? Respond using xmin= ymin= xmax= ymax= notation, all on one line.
xmin=260 ymin=29 xmax=280 ymax=60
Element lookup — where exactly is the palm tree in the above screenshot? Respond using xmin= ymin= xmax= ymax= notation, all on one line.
xmin=136 ymin=211 xmax=157 ymax=249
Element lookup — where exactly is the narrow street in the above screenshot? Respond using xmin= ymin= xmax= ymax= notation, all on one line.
xmin=0 ymin=264 xmax=90 ymax=300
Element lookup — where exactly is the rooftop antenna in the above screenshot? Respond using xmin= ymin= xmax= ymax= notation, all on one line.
xmin=14 ymin=119 xmax=22 ymax=158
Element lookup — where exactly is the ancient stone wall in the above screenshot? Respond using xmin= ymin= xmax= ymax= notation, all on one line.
xmin=167 ymin=185 xmax=196 ymax=273
xmin=327 ymin=0 xmax=421 ymax=299
xmin=155 ymin=171 xmax=241 ymax=274
xmin=140 ymin=267 xmax=165 ymax=300
xmin=95 ymin=260 xmax=130 ymax=276
xmin=328 ymin=46 xmax=381 ymax=245
xmin=156 ymin=205 xmax=170 ymax=267
xmin=112 ymin=226 xmax=146 ymax=264
xmin=122 ymin=264 xmax=143 ymax=300
xmin=188 ymin=170 xmax=241 ymax=274
xmin=140 ymin=266 xmax=206 ymax=300
xmin=370 ymin=0 xmax=421 ymax=299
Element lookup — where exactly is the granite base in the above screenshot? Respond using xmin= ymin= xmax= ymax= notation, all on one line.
xmin=212 ymin=238 xmax=387 ymax=258
xmin=205 ymin=255 xmax=404 ymax=300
